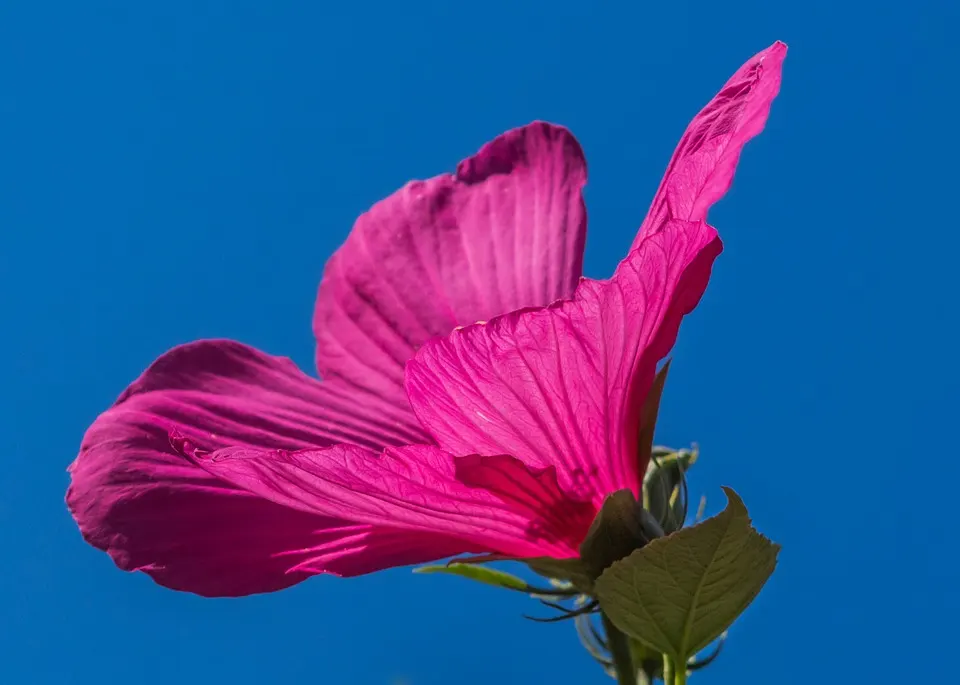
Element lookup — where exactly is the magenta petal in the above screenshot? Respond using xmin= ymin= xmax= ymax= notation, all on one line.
xmin=635 ymin=41 xmax=786 ymax=250
xmin=67 ymin=340 xmax=435 ymax=596
xmin=313 ymin=122 xmax=588 ymax=409
xmin=189 ymin=443 xmax=592 ymax=559
xmin=406 ymin=220 xmax=722 ymax=502
xmin=285 ymin=526 xmax=472 ymax=577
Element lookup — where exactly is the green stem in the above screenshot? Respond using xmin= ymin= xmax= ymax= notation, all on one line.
xmin=662 ymin=655 xmax=687 ymax=685
xmin=602 ymin=614 xmax=635 ymax=685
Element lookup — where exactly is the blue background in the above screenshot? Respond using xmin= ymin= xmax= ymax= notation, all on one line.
xmin=1 ymin=1 xmax=956 ymax=683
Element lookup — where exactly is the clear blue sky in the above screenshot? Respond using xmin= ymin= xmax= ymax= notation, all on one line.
xmin=1 ymin=1 xmax=956 ymax=683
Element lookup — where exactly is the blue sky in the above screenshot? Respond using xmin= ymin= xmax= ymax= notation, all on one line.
xmin=1 ymin=1 xmax=957 ymax=683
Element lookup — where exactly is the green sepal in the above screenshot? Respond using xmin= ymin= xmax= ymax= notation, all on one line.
xmin=414 ymin=562 xmax=580 ymax=597
xmin=643 ymin=447 xmax=697 ymax=533
xmin=579 ymin=489 xmax=664 ymax=581
xmin=414 ymin=563 xmax=530 ymax=592
xmin=637 ymin=362 xmax=671 ymax=477
xmin=421 ymin=554 xmax=592 ymax=594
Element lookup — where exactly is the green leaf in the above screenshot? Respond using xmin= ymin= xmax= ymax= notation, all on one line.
xmin=594 ymin=487 xmax=779 ymax=661
xmin=414 ymin=563 xmax=531 ymax=592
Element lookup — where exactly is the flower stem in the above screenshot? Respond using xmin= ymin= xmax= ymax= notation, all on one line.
xmin=662 ymin=655 xmax=687 ymax=685
xmin=601 ymin=614 xmax=635 ymax=685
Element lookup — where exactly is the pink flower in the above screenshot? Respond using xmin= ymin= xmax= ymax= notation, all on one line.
xmin=67 ymin=43 xmax=786 ymax=597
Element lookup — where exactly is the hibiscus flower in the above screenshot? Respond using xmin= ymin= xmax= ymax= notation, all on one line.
xmin=67 ymin=42 xmax=785 ymax=597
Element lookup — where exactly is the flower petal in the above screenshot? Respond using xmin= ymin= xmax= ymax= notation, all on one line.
xmin=635 ymin=41 xmax=786 ymax=249
xmin=186 ymin=443 xmax=595 ymax=559
xmin=67 ymin=339 xmax=439 ymax=596
xmin=406 ymin=220 xmax=721 ymax=503
xmin=313 ymin=122 xmax=588 ymax=410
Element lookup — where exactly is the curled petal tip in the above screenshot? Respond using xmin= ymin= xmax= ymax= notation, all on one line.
xmin=753 ymin=42 xmax=787 ymax=76
xmin=763 ymin=41 xmax=788 ymax=65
